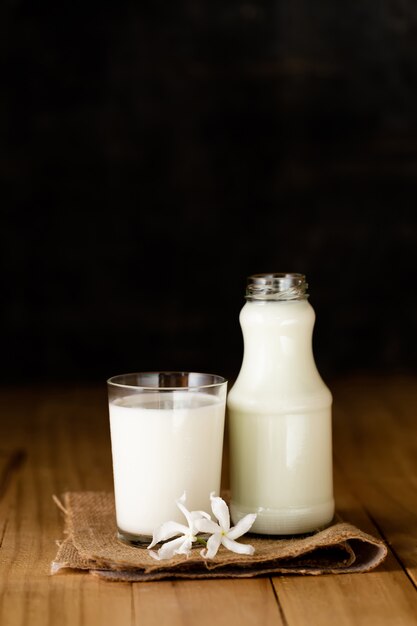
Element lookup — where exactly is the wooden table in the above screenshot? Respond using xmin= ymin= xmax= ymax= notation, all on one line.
xmin=0 ymin=375 xmax=416 ymax=625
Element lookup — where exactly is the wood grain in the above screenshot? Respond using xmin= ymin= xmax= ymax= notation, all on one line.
xmin=272 ymin=466 xmax=417 ymax=626
xmin=132 ymin=579 xmax=284 ymax=626
xmin=332 ymin=376 xmax=417 ymax=588
xmin=0 ymin=378 xmax=416 ymax=625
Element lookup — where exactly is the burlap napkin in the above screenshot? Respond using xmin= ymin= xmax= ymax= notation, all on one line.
xmin=51 ymin=492 xmax=387 ymax=581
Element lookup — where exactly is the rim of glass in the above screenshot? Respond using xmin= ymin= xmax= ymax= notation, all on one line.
xmin=107 ymin=371 xmax=228 ymax=391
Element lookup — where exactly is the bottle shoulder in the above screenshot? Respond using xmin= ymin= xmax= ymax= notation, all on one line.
xmin=227 ymin=379 xmax=332 ymax=414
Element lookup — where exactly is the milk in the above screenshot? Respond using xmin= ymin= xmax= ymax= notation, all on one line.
xmin=228 ymin=297 xmax=334 ymax=534
xmin=109 ymin=391 xmax=225 ymax=537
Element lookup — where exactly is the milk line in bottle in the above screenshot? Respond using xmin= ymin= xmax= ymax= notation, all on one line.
xmin=227 ymin=273 xmax=334 ymax=534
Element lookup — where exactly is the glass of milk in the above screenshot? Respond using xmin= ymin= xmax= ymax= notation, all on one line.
xmin=107 ymin=372 xmax=227 ymax=546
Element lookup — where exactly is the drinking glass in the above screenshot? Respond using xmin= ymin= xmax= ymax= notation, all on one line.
xmin=107 ymin=372 xmax=227 ymax=546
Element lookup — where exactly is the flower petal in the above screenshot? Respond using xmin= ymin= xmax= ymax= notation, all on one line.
xmin=152 ymin=536 xmax=187 ymax=560
xmin=222 ymin=536 xmax=255 ymax=555
xmin=176 ymin=495 xmax=194 ymax=529
xmin=147 ymin=521 xmax=189 ymax=549
xmin=190 ymin=510 xmax=211 ymax=522
xmin=227 ymin=513 xmax=257 ymax=540
xmin=210 ymin=494 xmax=230 ymax=531
xmin=174 ymin=536 xmax=193 ymax=556
xmin=194 ymin=518 xmax=221 ymax=534
xmin=200 ymin=532 xmax=222 ymax=559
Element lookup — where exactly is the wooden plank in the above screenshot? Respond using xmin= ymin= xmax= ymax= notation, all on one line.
xmin=132 ymin=579 xmax=284 ymax=626
xmin=0 ymin=387 xmax=133 ymax=626
xmin=332 ymin=376 xmax=417 ymax=479
xmin=272 ymin=466 xmax=417 ymax=626
xmin=274 ymin=568 xmax=417 ymax=626
xmin=332 ymin=376 xmax=417 ymax=587
xmin=342 ymin=475 xmax=417 ymax=585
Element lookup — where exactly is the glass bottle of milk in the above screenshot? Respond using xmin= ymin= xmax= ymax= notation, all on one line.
xmin=227 ymin=273 xmax=334 ymax=535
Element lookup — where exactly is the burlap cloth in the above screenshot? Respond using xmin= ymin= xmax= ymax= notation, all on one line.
xmin=51 ymin=492 xmax=387 ymax=581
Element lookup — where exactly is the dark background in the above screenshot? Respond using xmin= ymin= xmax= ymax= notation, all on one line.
xmin=2 ymin=1 xmax=417 ymax=383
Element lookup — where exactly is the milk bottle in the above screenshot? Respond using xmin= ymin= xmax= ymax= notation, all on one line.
xmin=227 ymin=273 xmax=334 ymax=534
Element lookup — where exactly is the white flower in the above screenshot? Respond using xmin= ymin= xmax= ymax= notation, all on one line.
xmin=147 ymin=492 xmax=210 ymax=560
xmin=195 ymin=492 xmax=257 ymax=559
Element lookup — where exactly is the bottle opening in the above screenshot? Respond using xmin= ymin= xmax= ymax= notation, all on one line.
xmin=246 ymin=273 xmax=308 ymax=301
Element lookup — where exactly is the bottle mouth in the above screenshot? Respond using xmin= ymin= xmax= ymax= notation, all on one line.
xmin=246 ymin=273 xmax=308 ymax=301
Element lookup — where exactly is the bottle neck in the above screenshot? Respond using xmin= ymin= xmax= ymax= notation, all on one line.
xmin=237 ymin=300 xmax=321 ymax=392
xmin=241 ymin=300 xmax=314 ymax=355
